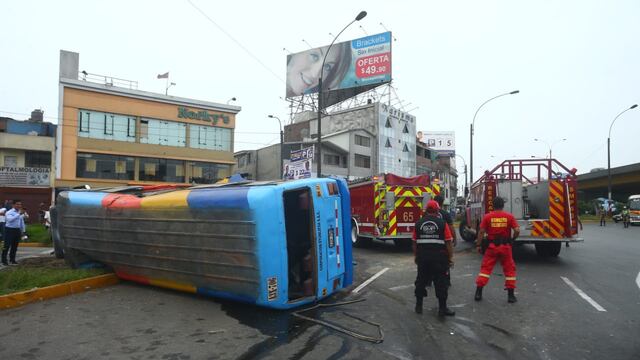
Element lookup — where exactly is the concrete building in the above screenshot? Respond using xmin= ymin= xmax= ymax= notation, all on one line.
xmin=56 ymin=50 xmax=240 ymax=189
xmin=0 ymin=111 xmax=57 ymax=221
xmin=279 ymin=102 xmax=416 ymax=179
xmin=416 ymin=140 xmax=458 ymax=207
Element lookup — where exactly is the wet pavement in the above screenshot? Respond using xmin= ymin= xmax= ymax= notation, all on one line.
xmin=1 ymin=223 xmax=639 ymax=359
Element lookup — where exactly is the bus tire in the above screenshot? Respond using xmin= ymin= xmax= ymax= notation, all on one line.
xmin=351 ymin=223 xmax=372 ymax=248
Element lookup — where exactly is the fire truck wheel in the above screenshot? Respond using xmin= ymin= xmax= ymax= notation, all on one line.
xmin=535 ymin=242 xmax=561 ymax=257
xmin=393 ymin=238 xmax=412 ymax=250
xmin=351 ymin=224 xmax=372 ymax=248
xmin=459 ymin=219 xmax=476 ymax=242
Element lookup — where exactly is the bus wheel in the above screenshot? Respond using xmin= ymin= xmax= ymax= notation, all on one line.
xmin=459 ymin=220 xmax=476 ymax=242
xmin=351 ymin=223 xmax=371 ymax=248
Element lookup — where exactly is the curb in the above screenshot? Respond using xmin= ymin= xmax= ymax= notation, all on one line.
xmin=19 ymin=243 xmax=51 ymax=248
xmin=0 ymin=273 xmax=119 ymax=310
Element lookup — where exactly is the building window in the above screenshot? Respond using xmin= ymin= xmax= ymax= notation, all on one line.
xmin=385 ymin=138 xmax=392 ymax=148
xmin=355 ymin=134 xmax=371 ymax=147
xmin=384 ymin=117 xmax=392 ymax=128
xmin=76 ymin=153 xmax=135 ymax=180
xmin=354 ymin=154 xmax=371 ymax=168
xmin=25 ymin=151 xmax=51 ymax=168
xmin=3 ymin=156 xmax=18 ymax=167
xmin=189 ymin=124 xmax=231 ymax=151
xmin=324 ymin=154 xmax=340 ymax=166
xmin=189 ymin=161 xmax=231 ymax=184
xmin=138 ymin=157 xmax=185 ymax=182
xmin=78 ymin=110 xmax=135 ymax=142
xmin=140 ymin=118 xmax=186 ymax=147
xmin=402 ymin=143 xmax=410 ymax=152
xmin=402 ymin=123 xmax=409 ymax=133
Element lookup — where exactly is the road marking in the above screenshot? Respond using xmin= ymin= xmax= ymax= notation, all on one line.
xmin=353 ymin=267 xmax=389 ymax=294
xmin=389 ymin=284 xmax=413 ymax=291
xmin=560 ymin=276 xmax=607 ymax=312
xmin=636 ymin=271 xmax=640 ymax=290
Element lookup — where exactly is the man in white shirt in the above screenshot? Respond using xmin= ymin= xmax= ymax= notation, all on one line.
xmin=2 ymin=200 xmax=26 ymax=266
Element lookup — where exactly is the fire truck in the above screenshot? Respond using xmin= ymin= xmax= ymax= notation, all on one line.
xmin=460 ymin=158 xmax=583 ymax=257
xmin=349 ymin=173 xmax=440 ymax=248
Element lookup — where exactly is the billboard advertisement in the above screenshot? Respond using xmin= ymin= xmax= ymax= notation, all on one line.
xmin=284 ymin=146 xmax=314 ymax=180
xmin=418 ymin=131 xmax=455 ymax=156
xmin=286 ymin=32 xmax=392 ymax=107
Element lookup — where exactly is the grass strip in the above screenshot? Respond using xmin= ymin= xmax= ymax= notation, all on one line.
xmin=24 ymin=224 xmax=51 ymax=244
xmin=0 ymin=266 xmax=107 ymax=295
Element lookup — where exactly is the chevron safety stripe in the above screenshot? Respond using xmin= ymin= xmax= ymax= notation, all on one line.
xmin=548 ymin=181 xmax=566 ymax=238
xmin=374 ymin=182 xmax=381 ymax=220
xmin=388 ymin=209 xmax=397 ymax=235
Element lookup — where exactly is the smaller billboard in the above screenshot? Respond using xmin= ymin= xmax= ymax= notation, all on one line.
xmin=418 ymin=131 xmax=455 ymax=156
xmin=284 ymin=146 xmax=314 ymax=180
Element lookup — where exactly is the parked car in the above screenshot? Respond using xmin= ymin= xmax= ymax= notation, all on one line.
xmin=613 ymin=213 xmax=622 ymax=223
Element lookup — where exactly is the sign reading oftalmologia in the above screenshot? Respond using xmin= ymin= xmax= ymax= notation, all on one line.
xmin=285 ymin=146 xmax=314 ymax=180
xmin=419 ymin=131 xmax=456 ymax=156
xmin=0 ymin=167 xmax=50 ymax=186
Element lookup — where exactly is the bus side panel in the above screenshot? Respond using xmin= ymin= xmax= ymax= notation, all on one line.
xmin=334 ymin=178 xmax=354 ymax=287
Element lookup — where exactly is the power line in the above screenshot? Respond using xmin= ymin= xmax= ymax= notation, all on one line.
xmin=185 ymin=0 xmax=285 ymax=84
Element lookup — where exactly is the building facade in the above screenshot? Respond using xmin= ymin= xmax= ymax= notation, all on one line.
xmin=279 ymin=102 xmax=416 ymax=179
xmin=56 ymin=51 xmax=240 ymax=189
xmin=0 ymin=111 xmax=56 ymax=221
xmin=416 ymin=140 xmax=458 ymax=207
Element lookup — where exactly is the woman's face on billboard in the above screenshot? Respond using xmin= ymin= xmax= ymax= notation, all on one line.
xmin=287 ymin=46 xmax=342 ymax=96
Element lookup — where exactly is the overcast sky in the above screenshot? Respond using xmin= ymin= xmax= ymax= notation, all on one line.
xmin=2 ymin=0 xmax=639 ymax=187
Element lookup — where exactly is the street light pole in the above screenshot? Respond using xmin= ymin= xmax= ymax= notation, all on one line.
xmin=455 ymin=154 xmax=468 ymax=198
xmin=470 ymin=90 xmax=519 ymax=184
xmin=607 ymin=104 xmax=638 ymax=201
xmin=316 ymin=10 xmax=367 ymax=178
xmin=534 ymin=138 xmax=566 ymax=159
xmin=268 ymin=115 xmax=284 ymax=179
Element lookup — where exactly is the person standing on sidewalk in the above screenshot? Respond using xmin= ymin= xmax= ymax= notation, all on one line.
xmin=473 ymin=196 xmax=520 ymax=303
xmin=413 ymin=200 xmax=455 ymax=316
xmin=2 ymin=200 xmax=25 ymax=266
xmin=599 ymin=206 xmax=606 ymax=226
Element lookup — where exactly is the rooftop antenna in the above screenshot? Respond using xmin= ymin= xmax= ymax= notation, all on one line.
xmin=302 ymin=39 xmax=313 ymax=49
xmin=359 ymin=25 xmax=368 ymax=36
xmin=282 ymin=47 xmax=292 ymax=54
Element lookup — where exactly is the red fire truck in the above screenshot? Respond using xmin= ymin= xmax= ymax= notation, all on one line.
xmin=349 ymin=173 xmax=440 ymax=248
xmin=460 ymin=158 xmax=583 ymax=257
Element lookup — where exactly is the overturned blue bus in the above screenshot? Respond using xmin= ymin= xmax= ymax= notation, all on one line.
xmin=52 ymin=178 xmax=353 ymax=309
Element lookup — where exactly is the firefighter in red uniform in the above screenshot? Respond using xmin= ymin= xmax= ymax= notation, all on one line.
xmin=413 ymin=200 xmax=455 ymax=316
xmin=474 ymin=196 xmax=520 ymax=303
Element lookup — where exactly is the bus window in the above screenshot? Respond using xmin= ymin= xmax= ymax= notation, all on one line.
xmin=283 ymin=189 xmax=315 ymax=302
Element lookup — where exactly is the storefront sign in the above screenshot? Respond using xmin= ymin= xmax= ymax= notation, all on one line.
xmin=177 ymin=106 xmax=230 ymax=125
xmin=0 ymin=167 xmax=50 ymax=186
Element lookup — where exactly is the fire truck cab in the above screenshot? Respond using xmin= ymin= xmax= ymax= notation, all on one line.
xmin=460 ymin=159 xmax=583 ymax=257
xmin=349 ymin=173 xmax=439 ymax=248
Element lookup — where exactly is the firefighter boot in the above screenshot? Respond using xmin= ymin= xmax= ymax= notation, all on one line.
xmin=507 ymin=289 xmax=517 ymax=303
xmin=474 ymin=286 xmax=483 ymax=301
xmin=415 ymin=296 xmax=423 ymax=314
xmin=438 ymin=298 xmax=455 ymax=317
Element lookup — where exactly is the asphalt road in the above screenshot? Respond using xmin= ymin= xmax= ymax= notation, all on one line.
xmin=1 ymin=223 xmax=639 ymax=359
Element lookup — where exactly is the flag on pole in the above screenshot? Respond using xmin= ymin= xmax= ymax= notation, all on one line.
xmin=157 ymin=72 xmax=169 ymax=79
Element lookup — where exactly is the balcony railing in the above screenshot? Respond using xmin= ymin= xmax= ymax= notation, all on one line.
xmin=78 ymin=71 xmax=138 ymax=90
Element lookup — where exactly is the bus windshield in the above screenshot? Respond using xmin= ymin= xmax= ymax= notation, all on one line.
xmin=629 ymin=199 xmax=640 ymax=211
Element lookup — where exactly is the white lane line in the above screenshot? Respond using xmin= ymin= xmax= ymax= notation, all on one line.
xmin=352 ymin=267 xmax=390 ymax=294
xmin=389 ymin=284 xmax=413 ymax=291
xmin=636 ymin=271 xmax=640 ymax=290
xmin=561 ymin=276 xmax=607 ymax=312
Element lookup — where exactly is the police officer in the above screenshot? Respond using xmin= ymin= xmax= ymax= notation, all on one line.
xmin=474 ymin=196 xmax=520 ymax=303
xmin=414 ymin=200 xmax=455 ymax=316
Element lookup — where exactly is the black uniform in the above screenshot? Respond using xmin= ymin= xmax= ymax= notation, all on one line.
xmin=414 ymin=213 xmax=451 ymax=308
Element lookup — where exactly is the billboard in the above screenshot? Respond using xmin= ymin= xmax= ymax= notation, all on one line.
xmin=418 ymin=131 xmax=455 ymax=156
xmin=284 ymin=146 xmax=314 ymax=180
xmin=286 ymin=32 xmax=392 ymax=107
